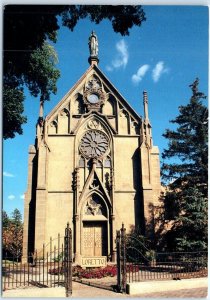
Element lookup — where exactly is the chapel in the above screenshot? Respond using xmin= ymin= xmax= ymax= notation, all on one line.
xmin=23 ymin=32 xmax=161 ymax=264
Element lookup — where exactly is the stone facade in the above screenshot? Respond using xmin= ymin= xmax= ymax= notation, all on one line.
xmin=23 ymin=33 xmax=161 ymax=263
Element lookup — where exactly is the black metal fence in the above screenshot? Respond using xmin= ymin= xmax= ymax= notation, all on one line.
xmin=2 ymin=223 xmax=72 ymax=296
xmin=116 ymin=224 xmax=208 ymax=293
xmin=126 ymin=251 xmax=207 ymax=283
xmin=3 ymin=223 xmax=207 ymax=295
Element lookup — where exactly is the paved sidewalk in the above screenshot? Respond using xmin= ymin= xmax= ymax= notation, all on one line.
xmin=134 ymin=287 xmax=208 ymax=298
xmin=3 ymin=281 xmax=126 ymax=298
xmin=2 ymin=278 xmax=208 ymax=298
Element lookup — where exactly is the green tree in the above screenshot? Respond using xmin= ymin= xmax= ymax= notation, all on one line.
xmin=173 ymin=187 xmax=207 ymax=251
xmin=161 ymin=78 xmax=208 ymax=251
xmin=2 ymin=210 xmax=10 ymax=228
xmin=2 ymin=209 xmax=23 ymax=259
xmin=3 ymin=41 xmax=60 ymax=139
xmin=4 ymin=5 xmax=146 ymax=139
xmin=11 ymin=208 xmax=22 ymax=226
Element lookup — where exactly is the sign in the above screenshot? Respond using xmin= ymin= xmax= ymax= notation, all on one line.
xmin=81 ymin=256 xmax=107 ymax=267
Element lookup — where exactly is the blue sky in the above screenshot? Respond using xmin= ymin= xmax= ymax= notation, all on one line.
xmin=3 ymin=5 xmax=208 ymax=218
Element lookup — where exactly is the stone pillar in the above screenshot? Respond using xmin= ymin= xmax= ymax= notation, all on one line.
xmin=73 ymin=166 xmax=80 ymax=263
xmin=111 ymin=214 xmax=117 ymax=262
xmin=140 ymin=90 xmax=157 ymax=237
xmin=140 ymin=144 xmax=161 ymax=239
xmin=74 ymin=214 xmax=80 ymax=263
xmin=150 ymin=146 xmax=161 ymax=238
xmin=22 ymin=145 xmax=36 ymax=263
xmin=140 ymin=144 xmax=153 ymax=225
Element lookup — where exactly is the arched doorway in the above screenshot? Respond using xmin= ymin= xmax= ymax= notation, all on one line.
xmin=81 ymin=193 xmax=109 ymax=258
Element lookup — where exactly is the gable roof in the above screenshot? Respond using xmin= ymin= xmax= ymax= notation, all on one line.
xmin=46 ymin=64 xmax=142 ymax=122
xmin=94 ymin=65 xmax=142 ymax=121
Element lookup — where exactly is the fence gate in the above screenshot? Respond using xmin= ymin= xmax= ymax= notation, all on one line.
xmin=116 ymin=224 xmax=207 ymax=293
xmin=3 ymin=223 xmax=73 ymax=297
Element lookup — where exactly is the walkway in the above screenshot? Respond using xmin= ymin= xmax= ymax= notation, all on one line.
xmin=3 ymin=277 xmax=208 ymax=298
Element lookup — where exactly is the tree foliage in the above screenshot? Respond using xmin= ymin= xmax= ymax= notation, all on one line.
xmin=2 ymin=209 xmax=23 ymax=259
xmin=4 ymin=5 xmax=146 ymax=139
xmin=161 ymin=79 xmax=208 ymax=251
xmin=11 ymin=208 xmax=22 ymax=226
xmin=174 ymin=187 xmax=207 ymax=251
xmin=2 ymin=210 xmax=10 ymax=228
xmin=162 ymin=78 xmax=208 ymax=192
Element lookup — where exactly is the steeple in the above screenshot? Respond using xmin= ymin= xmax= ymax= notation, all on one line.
xmin=88 ymin=31 xmax=99 ymax=66
xmin=142 ymin=90 xmax=153 ymax=148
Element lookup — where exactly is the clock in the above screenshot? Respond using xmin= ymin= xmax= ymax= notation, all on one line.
xmin=87 ymin=93 xmax=99 ymax=104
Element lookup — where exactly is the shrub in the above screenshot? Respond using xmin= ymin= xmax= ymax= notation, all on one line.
xmin=49 ymin=264 xmax=139 ymax=278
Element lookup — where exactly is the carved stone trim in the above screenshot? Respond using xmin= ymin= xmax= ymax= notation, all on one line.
xmin=83 ymin=89 xmax=106 ymax=110
xmin=83 ymin=76 xmax=106 ymax=111
xmin=84 ymin=195 xmax=106 ymax=216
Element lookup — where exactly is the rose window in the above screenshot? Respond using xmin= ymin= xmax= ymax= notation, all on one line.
xmin=79 ymin=130 xmax=109 ymax=158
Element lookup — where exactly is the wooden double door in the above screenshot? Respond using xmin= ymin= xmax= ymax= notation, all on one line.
xmin=83 ymin=221 xmax=107 ymax=256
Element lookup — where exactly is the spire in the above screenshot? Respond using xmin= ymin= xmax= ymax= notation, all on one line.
xmin=143 ymin=90 xmax=149 ymax=121
xmin=88 ymin=31 xmax=99 ymax=66
xmin=37 ymin=96 xmax=44 ymax=139
xmin=142 ymin=90 xmax=153 ymax=148
xmin=39 ymin=97 xmax=44 ymax=118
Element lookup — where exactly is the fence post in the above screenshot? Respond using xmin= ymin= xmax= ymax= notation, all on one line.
xmin=116 ymin=230 xmax=121 ymax=292
xmin=121 ymin=223 xmax=127 ymax=293
xmin=116 ymin=223 xmax=127 ymax=293
xmin=64 ymin=223 xmax=72 ymax=297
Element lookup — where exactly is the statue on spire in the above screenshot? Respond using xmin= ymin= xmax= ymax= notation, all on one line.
xmin=88 ymin=31 xmax=98 ymax=57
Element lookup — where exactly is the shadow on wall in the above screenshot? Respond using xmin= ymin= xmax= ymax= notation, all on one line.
xmin=132 ymin=148 xmax=144 ymax=233
xmin=145 ymin=192 xmax=176 ymax=251
xmin=28 ymin=153 xmax=38 ymax=255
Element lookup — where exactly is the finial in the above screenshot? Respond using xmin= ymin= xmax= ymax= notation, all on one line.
xmin=37 ymin=96 xmax=44 ymax=127
xmin=88 ymin=31 xmax=99 ymax=66
xmin=143 ymin=90 xmax=148 ymax=103
xmin=143 ymin=91 xmax=149 ymax=121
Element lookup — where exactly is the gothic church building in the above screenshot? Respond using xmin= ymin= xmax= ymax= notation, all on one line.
xmin=23 ymin=32 xmax=161 ymax=263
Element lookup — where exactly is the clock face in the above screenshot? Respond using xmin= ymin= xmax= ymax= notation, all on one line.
xmin=87 ymin=93 xmax=99 ymax=104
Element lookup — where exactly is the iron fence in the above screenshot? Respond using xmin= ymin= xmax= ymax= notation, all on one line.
xmin=116 ymin=224 xmax=208 ymax=292
xmin=126 ymin=251 xmax=207 ymax=283
xmin=2 ymin=223 xmax=72 ymax=295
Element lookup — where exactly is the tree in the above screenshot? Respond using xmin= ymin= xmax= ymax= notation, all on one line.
xmin=11 ymin=208 xmax=22 ymax=226
xmin=173 ymin=187 xmax=207 ymax=251
xmin=4 ymin=39 xmax=60 ymax=139
xmin=161 ymin=78 xmax=208 ymax=251
xmin=2 ymin=209 xmax=23 ymax=259
xmin=2 ymin=210 xmax=10 ymax=228
xmin=4 ymin=5 xmax=146 ymax=139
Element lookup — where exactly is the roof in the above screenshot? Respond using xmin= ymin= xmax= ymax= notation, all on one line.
xmin=46 ymin=64 xmax=142 ymax=123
